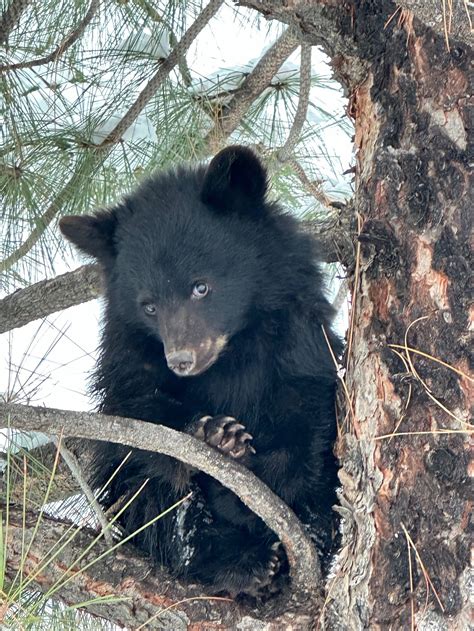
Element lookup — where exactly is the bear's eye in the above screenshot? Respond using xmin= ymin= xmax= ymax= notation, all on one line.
xmin=143 ymin=303 xmax=157 ymax=315
xmin=192 ymin=282 xmax=209 ymax=299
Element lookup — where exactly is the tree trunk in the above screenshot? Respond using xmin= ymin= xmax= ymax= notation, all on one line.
xmin=334 ymin=30 xmax=471 ymax=630
xmin=241 ymin=1 xmax=472 ymax=629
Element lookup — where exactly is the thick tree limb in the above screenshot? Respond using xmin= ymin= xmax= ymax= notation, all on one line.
xmin=0 ymin=219 xmax=354 ymax=334
xmin=3 ymin=505 xmax=316 ymax=629
xmin=0 ymin=263 xmax=101 ymax=334
xmin=238 ymin=1 xmax=361 ymax=71
xmin=0 ymin=402 xmax=321 ymax=607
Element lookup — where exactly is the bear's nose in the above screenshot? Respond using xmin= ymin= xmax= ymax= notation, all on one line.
xmin=166 ymin=350 xmax=196 ymax=375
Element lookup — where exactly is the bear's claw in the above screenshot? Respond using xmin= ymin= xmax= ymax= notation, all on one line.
xmin=194 ymin=415 xmax=255 ymax=458
xmin=245 ymin=541 xmax=286 ymax=598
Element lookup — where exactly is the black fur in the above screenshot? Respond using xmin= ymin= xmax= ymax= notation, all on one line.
xmin=60 ymin=146 xmax=341 ymax=597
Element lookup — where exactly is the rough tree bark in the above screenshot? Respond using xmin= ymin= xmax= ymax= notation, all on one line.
xmin=237 ymin=1 xmax=472 ymax=629
xmin=1 ymin=1 xmax=472 ymax=629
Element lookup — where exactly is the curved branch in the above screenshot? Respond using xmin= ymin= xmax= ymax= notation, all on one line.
xmin=0 ymin=0 xmax=99 ymax=73
xmin=270 ymin=44 xmax=342 ymax=211
xmin=0 ymin=401 xmax=321 ymax=605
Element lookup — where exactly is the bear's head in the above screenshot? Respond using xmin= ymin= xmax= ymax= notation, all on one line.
xmin=60 ymin=146 xmax=287 ymax=377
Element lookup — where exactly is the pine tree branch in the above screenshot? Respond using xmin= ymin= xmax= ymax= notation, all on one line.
xmin=276 ymin=43 xmax=312 ymax=162
xmin=0 ymin=154 xmax=105 ymax=275
xmin=270 ymin=44 xmax=341 ymax=211
xmin=0 ymin=0 xmax=31 ymax=44
xmin=98 ymin=0 xmax=224 ymax=147
xmin=0 ymin=0 xmax=99 ymax=73
xmin=0 ymin=0 xmax=224 ymax=275
xmin=204 ymin=27 xmax=299 ymax=151
xmin=0 ymin=401 xmax=321 ymax=605
xmin=132 ymin=0 xmax=193 ymax=86
xmin=0 ymin=219 xmax=354 ymax=334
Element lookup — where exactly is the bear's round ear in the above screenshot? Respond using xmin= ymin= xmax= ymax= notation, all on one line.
xmin=59 ymin=208 xmax=120 ymax=264
xmin=201 ymin=145 xmax=268 ymax=216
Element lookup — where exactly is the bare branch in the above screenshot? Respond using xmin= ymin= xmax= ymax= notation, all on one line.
xmin=0 ymin=0 xmax=99 ymax=73
xmin=0 ymin=0 xmax=31 ymax=44
xmin=51 ymin=437 xmax=114 ymax=546
xmin=0 ymin=401 xmax=321 ymax=605
xmin=0 ymin=263 xmax=101 ymax=334
xmin=204 ymin=27 xmax=299 ymax=151
xmin=288 ymin=158 xmax=335 ymax=208
xmin=4 ymin=504 xmax=317 ymax=628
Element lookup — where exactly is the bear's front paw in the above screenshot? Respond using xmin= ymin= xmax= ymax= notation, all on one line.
xmin=193 ymin=415 xmax=255 ymax=458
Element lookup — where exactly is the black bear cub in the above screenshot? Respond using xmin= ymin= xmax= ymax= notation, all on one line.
xmin=60 ymin=146 xmax=341 ymax=597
